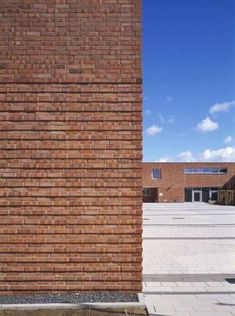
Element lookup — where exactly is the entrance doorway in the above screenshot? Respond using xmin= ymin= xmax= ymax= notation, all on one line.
xmin=185 ymin=187 xmax=219 ymax=203
xmin=192 ymin=190 xmax=202 ymax=202
xmin=143 ymin=187 xmax=158 ymax=202
xmin=209 ymin=190 xmax=218 ymax=201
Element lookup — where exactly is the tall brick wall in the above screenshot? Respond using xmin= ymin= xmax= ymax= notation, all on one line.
xmin=0 ymin=0 xmax=142 ymax=294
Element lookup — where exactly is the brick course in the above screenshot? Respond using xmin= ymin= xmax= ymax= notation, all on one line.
xmin=0 ymin=0 xmax=142 ymax=294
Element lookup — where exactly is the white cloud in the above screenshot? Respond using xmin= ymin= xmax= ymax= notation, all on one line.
xmin=157 ymin=113 xmax=175 ymax=124
xmin=157 ymin=146 xmax=235 ymax=162
xmin=196 ymin=117 xmax=219 ymax=133
xmin=209 ymin=101 xmax=235 ymax=114
xmin=198 ymin=146 xmax=235 ymax=162
xmin=155 ymin=157 xmax=171 ymax=162
xmin=176 ymin=151 xmax=194 ymax=162
xmin=146 ymin=125 xmax=162 ymax=136
xmin=224 ymin=136 xmax=233 ymax=144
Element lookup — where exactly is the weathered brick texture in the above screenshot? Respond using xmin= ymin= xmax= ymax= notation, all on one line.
xmin=0 ymin=0 xmax=142 ymax=294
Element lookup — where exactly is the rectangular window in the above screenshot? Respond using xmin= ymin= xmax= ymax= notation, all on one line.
xmin=152 ymin=168 xmax=161 ymax=179
xmin=184 ymin=167 xmax=227 ymax=174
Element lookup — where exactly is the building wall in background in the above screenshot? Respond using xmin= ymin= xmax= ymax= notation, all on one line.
xmin=143 ymin=163 xmax=235 ymax=203
xmin=0 ymin=0 xmax=142 ymax=294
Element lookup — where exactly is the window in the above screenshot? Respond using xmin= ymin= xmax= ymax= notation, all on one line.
xmin=184 ymin=167 xmax=227 ymax=174
xmin=152 ymin=168 xmax=161 ymax=179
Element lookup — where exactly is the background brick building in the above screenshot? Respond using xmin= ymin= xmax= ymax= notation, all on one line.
xmin=0 ymin=0 xmax=142 ymax=294
xmin=143 ymin=162 xmax=235 ymax=204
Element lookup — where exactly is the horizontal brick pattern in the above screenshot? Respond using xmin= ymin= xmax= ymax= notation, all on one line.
xmin=0 ymin=0 xmax=142 ymax=294
xmin=0 ymin=0 xmax=141 ymax=83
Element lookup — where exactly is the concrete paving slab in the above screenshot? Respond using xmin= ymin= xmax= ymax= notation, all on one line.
xmin=143 ymin=203 xmax=235 ymax=316
xmin=145 ymin=293 xmax=235 ymax=316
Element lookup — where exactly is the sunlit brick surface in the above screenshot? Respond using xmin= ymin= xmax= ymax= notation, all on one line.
xmin=0 ymin=0 xmax=142 ymax=294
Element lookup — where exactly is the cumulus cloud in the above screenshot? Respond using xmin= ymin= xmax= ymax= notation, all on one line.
xmin=196 ymin=117 xmax=219 ymax=133
xmin=209 ymin=101 xmax=235 ymax=114
xmin=155 ymin=157 xmax=171 ymax=162
xmin=157 ymin=146 xmax=235 ymax=162
xmin=198 ymin=146 xmax=235 ymax=162
xmin=146 ymin=125 xmax=162 ymax=136
xmin=176 ymin=151 xmax=194 ymax=162
xmin=224 ymin=136 xmax=233 ymax=144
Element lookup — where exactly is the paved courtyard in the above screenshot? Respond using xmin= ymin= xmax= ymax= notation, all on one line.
xmin=142 ymin=203 xmax=235 ymax=316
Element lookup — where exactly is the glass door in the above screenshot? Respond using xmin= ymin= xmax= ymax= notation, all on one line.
xmin=192 ymin=190 xmax=202 ymax=202
xmin=209 ymin=189 xmax=218 ymax=201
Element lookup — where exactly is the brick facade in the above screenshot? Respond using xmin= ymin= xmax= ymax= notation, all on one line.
xmin=143 ymin=163 xmax=235 ymax=203
xmin=0 ymin=0 xmax=142 ymax=294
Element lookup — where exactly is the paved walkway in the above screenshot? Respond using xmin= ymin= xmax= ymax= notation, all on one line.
xmin=143 ymin=203 xmax=235 ymax=316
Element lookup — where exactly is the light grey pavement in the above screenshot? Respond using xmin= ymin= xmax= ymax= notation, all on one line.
xmin=142 ymin=203 xmax=235 ymax=316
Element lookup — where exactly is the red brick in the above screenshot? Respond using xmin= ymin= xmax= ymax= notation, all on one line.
xmin=0 ymin=0 xmax=142 ymax=294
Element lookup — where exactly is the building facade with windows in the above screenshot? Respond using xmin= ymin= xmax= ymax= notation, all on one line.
xmin=142 ymin=162 xmax=235 ymax=203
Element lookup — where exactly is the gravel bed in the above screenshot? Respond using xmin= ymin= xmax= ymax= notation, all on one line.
xmin=0 ymin=292 xmax=138 ymax=305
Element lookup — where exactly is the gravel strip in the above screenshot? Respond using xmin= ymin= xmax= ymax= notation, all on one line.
xmin=0 ymin=292 xmax=138 ymax=304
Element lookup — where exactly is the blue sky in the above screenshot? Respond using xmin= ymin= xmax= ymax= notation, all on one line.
xmin=142 ymin=0 xmax=235 ymax=162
